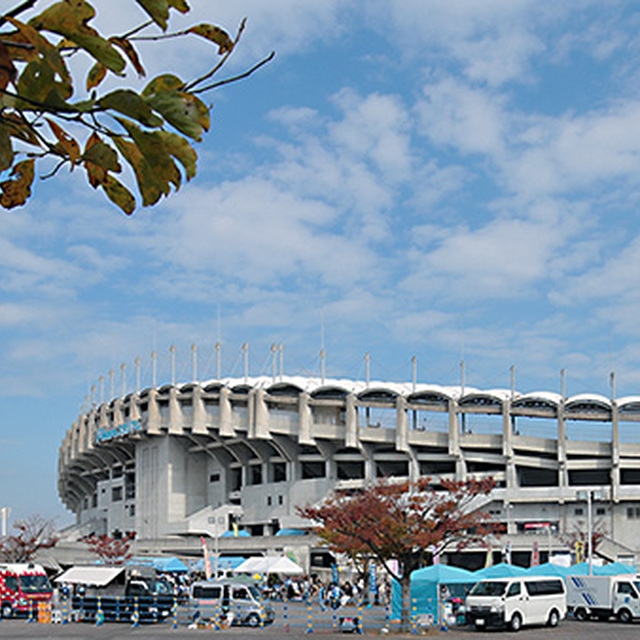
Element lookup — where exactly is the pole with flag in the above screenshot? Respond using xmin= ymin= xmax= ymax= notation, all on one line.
xmin=201 ymin=536 xmax=212 ymax=580
xmin=531 ymin=541 xmax=540 ymax=567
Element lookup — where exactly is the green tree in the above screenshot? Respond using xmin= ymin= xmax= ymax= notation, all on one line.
xmin=298 ymin=477 xmax=496 ymax=631
xmin=0 ymin=0 xmax=273 ymax=213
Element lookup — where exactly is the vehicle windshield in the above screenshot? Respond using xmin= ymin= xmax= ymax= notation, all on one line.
xmin=469 ymin=581 xmax=507 ymax=597
xmin=633 ymin=581 xmax=640 ymax=595
xmin=151 ymin=580 xmax=173 ymax=595
xmin=248 ymin=585 xmax=262 ymax=600
xmin=19 ymin=574 xmax=53 ymax=594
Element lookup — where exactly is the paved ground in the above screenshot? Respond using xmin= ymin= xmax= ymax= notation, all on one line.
xmin=1 ymin=619 xmax=640 ymax=639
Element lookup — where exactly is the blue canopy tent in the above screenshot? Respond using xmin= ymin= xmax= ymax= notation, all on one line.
xmin=191 ymin=555 xmax=247 ymax=574
xmin=129 ymin=556 xmax=189 ymax=573
xmin=473 ymin=563 xmax=528 ymax=580
xmin=391 ymin=565 xmax=476 ymax=624
xmin=220 ymin=529 xmax=251 ymax=538
xmin=525 ymin=562 xmax=572 ymax=577
xmin=594 ymin=562 xmax=636 ymax=575
xmin=564 ymin=562 xmax=590 ymax=576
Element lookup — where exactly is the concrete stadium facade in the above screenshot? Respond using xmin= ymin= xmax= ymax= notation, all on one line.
xmin=58 ymin=376 xmax=640 ymax=565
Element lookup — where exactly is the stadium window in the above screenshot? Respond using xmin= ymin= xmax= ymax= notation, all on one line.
xmin=112 ymin=486 xmax=123 ymax=502
xmin=210 ymin=473 xmax=220 ymax=483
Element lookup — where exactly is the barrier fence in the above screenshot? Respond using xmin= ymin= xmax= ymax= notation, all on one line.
xmin=0 ymin=595 xmax=448 ymax=633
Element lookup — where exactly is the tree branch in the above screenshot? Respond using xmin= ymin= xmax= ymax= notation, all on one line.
xmin=0 ymin=0 xmax=39 ymax=27
xmin=192 ymin=51 xmax=275 ymax=94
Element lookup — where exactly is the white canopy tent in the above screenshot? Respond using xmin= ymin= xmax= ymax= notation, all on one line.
xmin=233 ymin=556 xmax=303 ymax=575
xmin=54 ymin=566 xmax=125 ymax=586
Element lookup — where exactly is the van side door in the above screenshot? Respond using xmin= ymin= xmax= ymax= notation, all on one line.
xmin=505 ymin=581 xmax=523 ymax=623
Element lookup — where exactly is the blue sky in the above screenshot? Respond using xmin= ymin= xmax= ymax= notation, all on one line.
xmin=2 ymin=0 xmax=640 ymax=525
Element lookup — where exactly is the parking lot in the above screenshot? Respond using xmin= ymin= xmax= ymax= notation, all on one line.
xmin=1 ymin=618 xmax=640 ymax=639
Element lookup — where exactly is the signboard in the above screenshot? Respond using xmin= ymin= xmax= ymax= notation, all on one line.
xmin=96 ymin=419 xmax=142 ymax=443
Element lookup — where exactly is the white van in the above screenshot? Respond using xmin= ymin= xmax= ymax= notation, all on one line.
xmin=465 ymin=576 xmax=566 ymax=631
xmin=189 ymin=579 xmax=275 ymax=627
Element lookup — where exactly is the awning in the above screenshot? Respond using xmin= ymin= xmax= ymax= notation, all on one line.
xmin=54 ymin=566 xmax=125 ymax=586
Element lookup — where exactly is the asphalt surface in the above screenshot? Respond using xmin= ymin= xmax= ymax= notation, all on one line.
xmin=1 ymin=619 xmax=640 ymax=639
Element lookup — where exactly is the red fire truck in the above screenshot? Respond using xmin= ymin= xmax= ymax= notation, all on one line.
xmin=0 ymin=563 xmax=53 ymax=617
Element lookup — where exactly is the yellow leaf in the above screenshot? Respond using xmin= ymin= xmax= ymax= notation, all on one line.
xmin=159 ymin=131 xmax=197 ymax=180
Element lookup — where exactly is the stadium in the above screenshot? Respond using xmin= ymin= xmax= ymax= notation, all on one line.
xmin=58 ymin=371 xmax=640 ymax=568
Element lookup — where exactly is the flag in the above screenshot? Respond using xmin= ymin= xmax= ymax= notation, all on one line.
xmin=531 ymin=541 xmax=540 ymax=567
xmin=232 ymin=522 xmax=239 ymax=537
xmin=575 ymin=540 xmax=585 ymax=564
xmin=484 ymin=542 xmax=493 ymax=568
xmin=201 ymin=536 xmax=212 ymax=580
xmin=504 ymin=541 xmax=512 ymax=564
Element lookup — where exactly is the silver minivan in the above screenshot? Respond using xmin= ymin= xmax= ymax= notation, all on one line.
xmin=465 ymin=577 xmax=566 ymax=631
xmin=189 ymin=579 xmax=275 ymax=627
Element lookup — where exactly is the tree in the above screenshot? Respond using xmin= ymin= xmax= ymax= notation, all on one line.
xmin=0 ymin=0 xmax=273 ymax=213
xmin=297 ymin=477 xmax=497 ymax=631
xmin=0 ymin=514 xmax=58 ymax=562
xmin=82 ymin=530 xmax=136 ymax=565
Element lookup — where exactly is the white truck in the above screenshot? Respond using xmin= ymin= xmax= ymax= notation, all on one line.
xmin=566 ymin=574 xmax=640 ymax=623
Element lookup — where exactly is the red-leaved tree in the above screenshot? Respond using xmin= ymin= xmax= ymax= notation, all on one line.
xmin=0 ymin=514 xmax=58 ymax=562
xmin=82 ymin=531 xmax=135 ymax=566
xmin=297 ymin=477 xmax=496 ymax=630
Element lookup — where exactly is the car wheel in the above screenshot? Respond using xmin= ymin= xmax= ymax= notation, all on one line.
xmin=574 ymin=608 xmax=588 ymax=621
xmin=246 ymin=613 xmax=261 ymax=627
xmin=618 ymin=608 xmax=633 ymax=624
xmin=510 ymin=613 xmax=522 ymax=632
xmin=1 ymin=603 xmax=12 ymax=619
xmin=547 ymin=609 xmax=560 ymax=627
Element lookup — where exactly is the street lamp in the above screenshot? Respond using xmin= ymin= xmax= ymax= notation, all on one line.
xmin=576 ymin=489 xmax=602 ymax=575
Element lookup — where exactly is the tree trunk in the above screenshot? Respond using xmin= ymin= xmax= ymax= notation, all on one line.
xmin=399 ymin=572 xmax=413 ymax=632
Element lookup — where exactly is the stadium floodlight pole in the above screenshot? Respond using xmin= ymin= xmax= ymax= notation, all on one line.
xmin=0 ymin=507 xmax=10 ymax=538
xmin=271 ymin=344 xmax=277 ymax=383
xmin=320 ymin=348 xmax=326 ymax=385
xmin=192 ymin=344 xmax=198 ymax=382
xmin=243 ymin=343 xmax=249 ymax=384
xmin=99 ymin=375 xmax=104 ymax=404
xmin=151 ymin=351 xmax=157 ymax=388
xmin=412 ymin=356 xmax=417 ymax=392
xmin=510 ymin=365 xmax=516 ymax=400
xmin=215 ymin=342 xmax=221 ymax=381
xmin=170 ymin=345 xmax=176 ymax=385
xmin=278 ymin=343 xmax=283 ymax=380
xmin=121 ymin=363 xmax=126 ymax=397
xmin=135 ymin=357 xmax=141 ymax=393
xmin=109 ymin=370 xmax=115 ymax=398
xmin=365 ymin=352 xmax=370 ymax=387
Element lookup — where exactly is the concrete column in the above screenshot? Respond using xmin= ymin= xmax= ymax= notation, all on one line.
xmin=395 ymin=396 xmax=409 ymax=452
xmin=191 ymin=385 xmax=207 ymax=434
xmin=345 ymin=393 xmax=359 ymax=448
xmin=219 ymin=387 xmax=235 ymax=437
xmin=128 ymin=393 xmax=141 ymax=423
xmin=448 ymin=400 xmax=465 ymax=480
xmin=146 ymin=388 xmax=162 ymax=435
xmin=254 ymin=388 xmax=270 ymax=439
xmin=298 ymin=392 xmax=314 ymax=445
xmin=168 ymin=387 xmax=183 ymax=435
xmin=112 ymin=398 xmax=124 ymax=429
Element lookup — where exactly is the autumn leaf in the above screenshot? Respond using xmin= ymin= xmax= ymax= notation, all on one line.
xmin=159 ymin=131 xmax=197 ymax=180
xmin=82 ymin=133 xmax=121 ymax=187
xmin=86 ymin=62 xmax=107 ymax=91
xmin=188 ymin=24 xmax=234 ymax=54
xmin=46 ymin=119 xmax=80 ymax=164
xmin=110 ymin=37 xmax=145 ymax=77
xmin=141 ymin=74 xmax=184 ymax=97
xmin=0 ymin=125 xmax=14 ymax=172
xmin=0 ymin=42 xmax=17 ymax=91
xmin=0 ymin=159 xmax=35 ymax=209
xmin=102 ymin=174 xmax=136 ymax=215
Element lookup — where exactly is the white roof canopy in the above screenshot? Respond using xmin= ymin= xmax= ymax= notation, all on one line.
xmin=54 ymin=566 xmax=125 ymax=586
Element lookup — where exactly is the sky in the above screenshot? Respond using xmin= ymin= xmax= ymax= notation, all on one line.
xmin=2 ymin=0 xmax=640 ymax=526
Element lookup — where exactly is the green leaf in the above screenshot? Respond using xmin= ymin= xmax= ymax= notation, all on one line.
xmin=134 ymin=0 xmax=189 ymax=31
xmin=159 ymin=131 xmax=197 ymax=180
xmin=0 ymin=125 xmax=14 ymax=172
xmin=102 ymin=175 xmax=136 ymax=215
xmin=188 ymin=23 xmax=234 ymax=54
xmin=141 ymin=74 xmax=184 ymax=97
xmin=82 ymin=133 xmax=121 ymax=187
xmin=112 ymin=135 xmax=164 ymax=206
xmin=29 ymin=0 xmax=126 ymax=74
xmin=145 ymin=90 xmax=210 ymax=141
xmin=5 ymin=17 xmax=71 ymax=88
xmin=117 ymin=118 xmax=181 ymax=189
xmin=99 ymin=89 xmax=163 ymax=128
xmin=17 ymin=59 xmax=72 ymax=109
